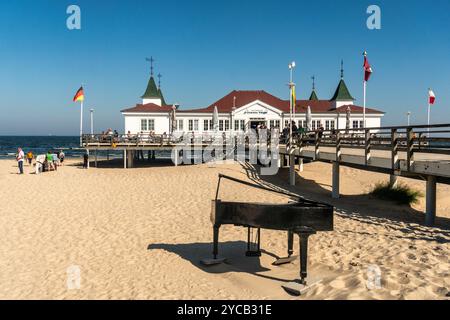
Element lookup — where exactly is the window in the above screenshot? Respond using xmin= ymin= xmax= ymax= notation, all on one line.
xmin=284 ymin=120 xmax=289 ymax=128
xmin=209 ymin=120 xmax=214 ymax=131
xmin=324 ymin=120 xmax=335 ymax=131
xmin=352 ymin=120 xmax=359 ymax=129
xmin=178 ymin=119 xmax=184 ymax=131
xmin=275 ymin=120 xmax=280 ymax=128
xmin=204 ymin=119 xmax=209 ymax=131
xmin=140 ymin=119 xmax=154 ymax=131
xmin=219 ymin=120 xmax=224 ymax=131
xmin=269 ymin=120 xmax=274 ymax=128
xmin=240 ymin=120 xmax=245 ymax=131
xmin=312 ymin=120 xmax=316 ymax=130
xmin=188 ymin=120 xmax=193 ymax=131
xmin=148 ymin=119 xmax=155 ymax=131
xmin=194 ymin=119 xmax=199 ymax=131
xmin=360 ymin=121 xmax=364 ymax=129
xmin=224 ymin=120 xmax=230 ymax=131
xmin=141 ymin=119 xmax=148 ymax=131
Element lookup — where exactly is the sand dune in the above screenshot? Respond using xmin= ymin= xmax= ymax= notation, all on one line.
xmin=0 ymin=159 xmax=448 ymax=299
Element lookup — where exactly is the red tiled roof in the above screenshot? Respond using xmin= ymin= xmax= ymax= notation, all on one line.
xmin=121 ymin=90 xmax=384 ymax=114
xmin=121 ymin=103 xmax=175 ymax=113
xmin=333 ymin=104 xmax=384 ymax=114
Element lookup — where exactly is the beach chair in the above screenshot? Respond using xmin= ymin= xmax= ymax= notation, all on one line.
xmin=35 ymin=155 xmax=45 ymax=174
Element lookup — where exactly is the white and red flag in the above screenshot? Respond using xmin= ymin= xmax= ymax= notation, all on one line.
xmin=363 ymin=53 xmax=372 ymax=81
xmin=428 ymin=88 xmax=436 ymax=105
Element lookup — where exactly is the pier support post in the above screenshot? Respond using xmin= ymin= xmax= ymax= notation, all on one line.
xmin=86 ymin=149 xmax=90 ymax=169
xmin=94 ymin=149 xmax=97 ymax=167
xmin=389 ymin=174 xmax=398 ymax=188
xmin=332 ymin=162 xmax=340 ymax=199
xmin=298 ymin=158 xmax=304 ymax=172
xmin=281 ymin=154 xmax=288 ymax=168
xmin=127 ymin=150 xmax=134 ymax=168
xmin=426 ymin=175 xmax=436 ymax=226
xmin=289 ymin=153 xmax=295 ymax=186
xmin=123 ymin=149 xmax=127 ymax=169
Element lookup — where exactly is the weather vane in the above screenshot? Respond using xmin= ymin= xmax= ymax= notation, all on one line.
xmin=340 ymin=59 xmax=344 ymax=79
xmin=311 ymin=75 xmax=315 ymax=90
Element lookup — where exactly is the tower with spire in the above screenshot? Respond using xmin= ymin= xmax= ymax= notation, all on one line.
xmin=308 ymin=76 xmax=319 ymax=101
xmin=329 ymin=60 xmax=354 ymax=108
xmin=157 ymin=73 xmax=167 ymax=106
xmin=141 ymin=57 xmax=167 ymax=106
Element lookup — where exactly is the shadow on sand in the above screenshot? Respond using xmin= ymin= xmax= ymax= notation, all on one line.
xmin=238 ymin=161 xmax=450 ymax=238
xmin=147 ymin=241 xmax=294 ymax=283
xmin=67 ymin=157 xmax=176 ymax=169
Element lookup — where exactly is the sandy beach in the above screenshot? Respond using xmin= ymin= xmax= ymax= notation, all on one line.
xmin=0 ymin=158 xmax=449 ymax=300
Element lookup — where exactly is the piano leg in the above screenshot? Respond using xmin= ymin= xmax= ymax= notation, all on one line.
xmin=281 ymin=229 xmax=318 ymax=296
xmin=288 ymin=231 xmax=294 ymax=257
xmin=297 ymin=230 xmax=316 ymax=285
xmin=213 ymin=224 xmax=220 ymax=259
xmin=201 ymin=224 xmax=226 ymax=266
xmin=272 ymin=230 xmax=296 ymax=265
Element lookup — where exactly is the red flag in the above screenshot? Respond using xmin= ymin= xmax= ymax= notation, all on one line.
xmin=428 ymin=89 xmax=436 ymax=105
xmin=364 ymin=55 xmax=372 ymax=82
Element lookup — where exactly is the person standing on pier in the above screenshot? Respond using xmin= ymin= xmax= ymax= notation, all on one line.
xmin=16 ymin=148 xmax=24 ymax=174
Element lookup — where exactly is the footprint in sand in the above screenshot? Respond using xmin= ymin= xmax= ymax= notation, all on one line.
xmin=329 ymin=279 xmax=347 ymax=289
xmin=407 ymin=253 xmax=417 ymax=260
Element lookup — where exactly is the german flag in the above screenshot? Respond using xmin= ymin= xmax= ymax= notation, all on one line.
xmin=73 ymin=86 xmax=84 ymax=102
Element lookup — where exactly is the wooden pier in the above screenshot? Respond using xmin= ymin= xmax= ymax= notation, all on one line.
xmin=82 ymin=123 xmax=450 ymax=226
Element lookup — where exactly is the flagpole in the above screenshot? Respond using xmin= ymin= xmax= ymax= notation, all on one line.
xmin=80 ymin=101 xmax=83 ymax=146
xmin=363 ymin=80 xmax=366 ymax=128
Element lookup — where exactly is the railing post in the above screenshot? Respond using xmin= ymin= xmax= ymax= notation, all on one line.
xmin=365 ymin=129 xmax=371 ymax=166
xmin=406 ymin=127 xmax=414 ymax=171
xmin=391 ymin=129 xmax=398 ymax=171
xmin=426 ymin=175 xmax=437 ymax=226
xmin=335 ymin=131 xmax=341 ymax=162
xmin=314 ymin=132 xmax=320 ymax=160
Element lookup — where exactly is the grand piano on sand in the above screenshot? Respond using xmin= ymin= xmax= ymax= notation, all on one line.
xmin=201 ymin=174 xmax=334 ymax=295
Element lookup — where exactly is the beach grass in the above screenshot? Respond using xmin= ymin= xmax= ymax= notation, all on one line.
xmin=369 ymin=181 xmax=423 ymax=205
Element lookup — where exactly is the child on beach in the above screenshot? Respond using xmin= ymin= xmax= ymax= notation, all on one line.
xmin=26 ymin=151 xmax=33 ymax=165
xmin=16 ymin=148 xmax=24 ymax=174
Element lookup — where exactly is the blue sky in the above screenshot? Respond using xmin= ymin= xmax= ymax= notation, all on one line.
xmin=0 ymin=0 xmax=448 ymax=135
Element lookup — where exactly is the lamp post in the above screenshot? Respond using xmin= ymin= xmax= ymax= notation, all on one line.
xmin=90 ymin=109 xmax=94 ymax=137
xmin=288 ymin=61 xmax=296 ymax=144
xmin=407 ymin=111 xmax=411 ymax=126
xmin=288 ymin=61 xmax=296 ymax=186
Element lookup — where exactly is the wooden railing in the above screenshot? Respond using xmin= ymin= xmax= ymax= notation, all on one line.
xmin=82 ymin=124 xmax=450 ymax=159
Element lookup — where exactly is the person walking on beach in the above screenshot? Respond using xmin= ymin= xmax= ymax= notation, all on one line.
xmin=58 ymin=150 xmax=65 ymax=165
xmin=26 ymin=151 xmax=33 ymax=166
xmin=46 ymin=151 xmax=55 ymax=171
xmin=16 ymin=148 xmax=24 ymax=174
xmin=83 ymin=151 xmax=89 ymax=169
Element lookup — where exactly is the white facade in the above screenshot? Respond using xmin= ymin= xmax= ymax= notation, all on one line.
xmin=122 ymin=100 xmax=383 ymax=134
